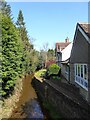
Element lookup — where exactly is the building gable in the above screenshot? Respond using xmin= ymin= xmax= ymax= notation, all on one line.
xmin=70 ymin=23 xmax=89 ymax=64
xmin=78 ymin=23 xmax=90 ymax=44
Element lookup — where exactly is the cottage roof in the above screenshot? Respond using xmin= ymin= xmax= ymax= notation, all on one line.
xmin=79 ymin=23 xmax=90 ymax=38
xmin=56 ymin=37 xmax=71 ymax=52
xmin=73 ymin=23 xmax=90 ymax=45
xmin=56 ymin=42 xmax=70 ymax=48
xmin=61 ymin=42 xmax=73 ymax=62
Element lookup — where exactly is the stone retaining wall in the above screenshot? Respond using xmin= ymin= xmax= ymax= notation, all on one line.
xmin=32 ymin=77 xmax=90 ymax=119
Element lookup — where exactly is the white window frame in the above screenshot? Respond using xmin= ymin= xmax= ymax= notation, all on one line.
xmin=74 ymin=64 xmax=88 ymax=91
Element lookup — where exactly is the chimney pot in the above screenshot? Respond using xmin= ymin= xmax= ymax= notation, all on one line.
xmin=65 ymin=37 xmax=69 ymax=43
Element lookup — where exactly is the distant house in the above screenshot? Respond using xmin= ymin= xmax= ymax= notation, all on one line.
xmin=60 ymin=43 xmax=72 ymax=81
xmin=55 ymin=38 xmax=72 ymax=80
xmin=45 ymin=60 xmax=56 ymax=68
xmin=55 ymin=37 xmax=71 ymax=66
xmin=70 ymin=23 xmax=90 ymax=102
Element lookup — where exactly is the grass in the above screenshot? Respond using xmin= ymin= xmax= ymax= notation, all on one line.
xmin=35 ymin=69 xmax=46 ymax=78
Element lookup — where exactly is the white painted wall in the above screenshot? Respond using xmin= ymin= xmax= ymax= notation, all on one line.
xmin=61 ymin=43 xmax=73 ymax=61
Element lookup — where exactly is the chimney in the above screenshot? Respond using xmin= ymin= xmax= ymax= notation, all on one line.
xmin=65 ymin=37 xmax=69 ymax=43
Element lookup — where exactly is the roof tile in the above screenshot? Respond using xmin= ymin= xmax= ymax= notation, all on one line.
xmin=79 ymin=23 xmax=90 ymax=38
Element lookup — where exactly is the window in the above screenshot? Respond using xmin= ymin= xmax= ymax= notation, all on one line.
xmin=74 ymin=64 xmax=88 ymax=91
xmin=65 ymin=65 xmax=69 ymax=74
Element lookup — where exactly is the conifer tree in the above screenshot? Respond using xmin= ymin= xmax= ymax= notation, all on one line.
xmin=16 ymin=10 xmax=34 ymax=73
xmin=1 ymin=1 xmax=24 ymax=98
xmin=16 ymin=10 xmax=25 ymax=28
xmin=0 ymin=0 xmax=12 ymax=17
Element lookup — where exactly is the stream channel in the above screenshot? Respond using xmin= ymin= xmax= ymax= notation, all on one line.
xmin=9 ymin=74 xmax=47 ymax=119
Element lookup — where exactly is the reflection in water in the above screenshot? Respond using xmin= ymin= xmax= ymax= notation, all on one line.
xmin=23 ymin=98 xmax=44 ymax=119
xmin=10 ymin=74 xmax=44 ymax=119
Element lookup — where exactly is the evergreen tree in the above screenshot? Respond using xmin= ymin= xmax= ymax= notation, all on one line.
xmin=0 ymin=2 xmax=41 ymax=99
xmin=16 ymin=10 xmax=25 ymax=28
xmin=1 ymin=1 xmax=24 ymax=98
xmin=16 ymin=10 xmax=34 ymax=73
xmin=0 ymin=0 xmax=12 ymax=17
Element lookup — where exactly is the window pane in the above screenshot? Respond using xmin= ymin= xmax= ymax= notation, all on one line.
xmin=66 ymin=66 xmax=69 ymax=72
xmin=81 ymin=65 xmax=83 ymax=78
xmin=78 ymin=65 xmax=80 ymax=76
xmin=76 ymin=65 xmax=77 ymax=75
xmin=84 ymin=65 xmax=87 ymax=80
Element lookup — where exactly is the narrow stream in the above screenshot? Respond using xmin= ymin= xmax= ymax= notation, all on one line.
xmin=9 ymin=74 xmax=45 ymax=119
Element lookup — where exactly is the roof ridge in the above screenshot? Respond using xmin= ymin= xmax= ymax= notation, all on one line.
xmin=56 ymin=42 xmax=71 ymax=44
xmin=78 ymin=22 xmax=90 ymax=24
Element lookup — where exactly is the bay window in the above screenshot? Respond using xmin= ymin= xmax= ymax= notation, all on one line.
xmin=74 ymin=64 xmax=88 ymax=91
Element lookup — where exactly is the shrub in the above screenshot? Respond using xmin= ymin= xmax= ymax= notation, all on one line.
xmin=35 ymin=69 xmax=46 ymax=78
xmin=46 ymin=64 xmax=61 ymax=78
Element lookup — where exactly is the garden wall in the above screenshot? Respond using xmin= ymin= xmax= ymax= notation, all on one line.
xmin=32 ymin=77 xmax=90 ymax=119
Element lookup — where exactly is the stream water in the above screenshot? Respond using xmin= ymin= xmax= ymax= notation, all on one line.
xmin=9 ymin=74 xmax=45 ymax=119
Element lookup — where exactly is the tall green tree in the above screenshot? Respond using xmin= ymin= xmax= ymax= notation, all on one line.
xmin=16 ymin=10 xmax=35 ymax=73
xmin=1 ymin=1 xmax=24 ymax=98
xmin=0 ymin=0 xmax=12 ymax=17
xmin=47 ymin=49 xmax=55 ymax=61
xmin=16 ymin=10 xmax=25 ymax=28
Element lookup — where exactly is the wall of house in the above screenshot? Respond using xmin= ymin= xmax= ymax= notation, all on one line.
xmin=61 ymin=64 xmax=69 ymax=81
xmin=70 ymin=64 xmax=75 ymax=84
xmin=70 ymin=30 xmax=88 ymax=63
xmin=88 ymin=64 xmax=90 ymax=103
xmin=88 ymin=44 xmax=90 ymax=103
xmin=56 ymin=52 xmax=62 ymax=67
xmin=70 ymin=64 xmax=89 ymax=102
xmin=79 ymin=86 xmax=88 ymax=101
xmin=61 ymin=64 xmax=66 ymax=79
xmin=70 ymin=29 xmax=89 ymax=102
xmin=88 ymin=41 xmax=90 ymax=64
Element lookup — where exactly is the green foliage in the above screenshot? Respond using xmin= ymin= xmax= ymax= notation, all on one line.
xmin=47 ymin=64 xmax=61 ymax=76
xmin=1 ymin=13 xmax=24 ymax=97
xmin=52 ymin=76 xmax=61 ymax=80
xmin=35 ymin=69 xmax=46 ymax=78
xmin=16 ymin=10 xmax=25 ymax=27
xmin=47 ymin=49 xmax=55 ymax=61
xmin=1 ymin=2 xmax=42 ymax=99
xmin=0 ymin=1 xmax=12 ymax=17
xmin=1 ymin=2 xmax=25 ymax=98
xmin=16 ymin=10 xmax=37 ymax=74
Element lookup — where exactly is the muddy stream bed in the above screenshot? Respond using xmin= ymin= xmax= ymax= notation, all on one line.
xmin=8 ymin=74 xmax=47 ymax=119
